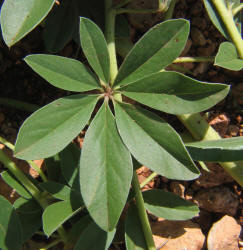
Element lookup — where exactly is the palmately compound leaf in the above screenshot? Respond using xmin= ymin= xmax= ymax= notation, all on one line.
xmin=186 ymin=136 xmax=243 ymax=162
xmin=80 ymin=17 xmax=110 ymax=83
xmin=25 ymin=54 xmax=100 ymax=92
xmin=143 ymin=189 xmax=199 ymax=220
xmin=14 ymin=95 xmax=99 ymax=160
xmin=114 ymin=19 xmax=189 ymax=87
xmin=119 ymin=71 xmax=229 ymax=115
xmin=114 ymin=102 xmax=199 ymax=181
xmin=125 ymin=204 xmax=147 ymax=250
xmin=80 ymin=102 xmax=133 ymax=231
xmin=74 ymin=220 xmax=116 ymax=250
xmin=1 ymin=0 xmax=55 ymax=47
xmin=215 ymin=42 xmax=243 ymax=71
xmin=0 ymin=196 xmax=22 ymax=250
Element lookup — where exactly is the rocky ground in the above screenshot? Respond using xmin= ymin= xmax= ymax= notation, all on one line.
xmin=0 ymin=0 xmax=243 ymax=249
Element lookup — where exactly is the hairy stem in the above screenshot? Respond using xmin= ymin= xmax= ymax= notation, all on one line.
xmin=132 ymin=170 xmax=156 ymax=250
xmin=178 ymin=113 xmax=243 ymax=186
xmin=164 ymin=0 xmax=177 ymax=20
xmin=211 ymin=0 xmax=243 ymax=59
xmin=105 ymin=0 xmax=118 ymax=85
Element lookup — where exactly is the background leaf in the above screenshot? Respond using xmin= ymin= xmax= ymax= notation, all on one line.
xmin=74 ymin=220 xmax=116 ymax=250
xmin=143 ymin=189 xmax=199 ymax=220
xmin=1 ymin=171 xmax=32 ymax=199
xmin=114 ymin=102 xmax=199 ymax=180
xmin=186 ymin=136 xmax=243 ymax=162
xmin=0 ymin=0 xmax=55 ymax=47
xmin=215 ymin=42 xmax=243 ymax=71
xmin=43 ymin=0 xmax=78 ymax=53
xmin=14 ymin=95 xmax=98 ymax=160
xmin=25 ymin=54 xmax=100 ymax=92
xmin=0 ymin=195 xmax=22 ymax=250
xmin=80 ymin=17 xmax=110 ymax=83
xmin=125 ymin=204 xmax=147 ymax=250
xmin=43 ymin=200 xmax=83 ymax=237
xmin=13 ymin=198 xmax=42 ymax=243
xmin=80 ymin=102 xmax=133 ymax=231
xmin=114 ymin=19 xmax=189 ymax=86
xmin=120 ymin=71 xmax=230 ymax=114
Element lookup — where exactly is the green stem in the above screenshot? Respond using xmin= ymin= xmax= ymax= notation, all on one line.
xmin=173 ymin=56 xmax=215 ymax=63
xmin=0 ymin=136 xmax=47 ymax=182
xmin=232 ymin=3 xmax=243 ymax=16
xmin=132 ymin=170 xmax=156 ymax=250
xmin=105 ymin=0 xmax=118 ymax=85
xmin=178 ymin=113 xmax=243 ymax=186
xmin=140 ymin=172 xmax=158 ymax=188
xmin=40 ymin=238 xmax=63 ymax=250
xmin=211 ymin=0 xmax=243 ymax=59
xmin=0 ymin=97 xmax=39 ymax=112
xmin=164 ymin=0 xmax=177 ymax=20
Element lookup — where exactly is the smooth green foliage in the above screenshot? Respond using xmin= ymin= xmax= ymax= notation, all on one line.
xmin=186 ymin=136 xmax=243 ymax=162
xmin=80 ymin=17 xmax=110 ymax=83
xmin=119 ymin=71 xmax=230 ymax=114
xmin=43 ymin=200 xmax=82 ymax=237
xmin=13 ymin=198 xmax=42 ymax=243
xmin=125 ymin=204 xmax=147 ymax=250
xmin=203 ymin=0 xmax=241 ymax=40
xmin=59 ymin=143 xmax=80 ymax=190
xmin=143 ymin=189 xmax=199 ymax=220
xmin=114 ymin=19 xmax=189 ymax=86
xmin=215 ymin=42 xmax=243 ymax=70
xmin=80 ymin=102 xmax=133 ymax=231
xmin=1 ymin=171 xmax=31 ymax=199
xmin=14 ymin=95 xmax=98 ymax=160
xmin=0 ymin=196 xmax=22 ymax=250
xmin=0 ymin=0 xmax=55 ymax=47
xmin=24 ymin=54 xmax=100 ymax=92
xmin=40 ymin=181 xmax=75 ymax=201
xmin=114 ymin=102 xmax=199 ymax=180
xmin=43 ymin=0 xmax=78 ymax=53
xmin=74 ymin=220 xmax=116 ymax=250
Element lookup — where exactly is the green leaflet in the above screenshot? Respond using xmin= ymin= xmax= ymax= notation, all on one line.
xmin=42 ymin=200 xmax=82 ymax=237
xmin=215 ymin=42 xmax=243 ymax=71
xmin=13 ymin=198 xmax=42 ymax=243
xmin=119 ymin=71 xmax=229 ymax=114
xmin=74 ymin=220 xmax=116 ymax=250
xmin=14 ymin=94 xmax=99 ymax=160
xmin=114 ymin=19 xmax=189 ymax=86
xmin=114 ymin=102 xmax=199 ymax=180
xmin=186 ymin=136 xmax=243 ymax=162
xmin=25 ymin=54 xmax=100 ymax=92
xmin=80 ymin=17 xmax=110 ymax=83
xmin=1 ymin=171 xmax=32 ymax=199
xmin=143 ymin=189 xmax=199 ymax=220
xmin=125 ymin=204 xmax=147 ymax=250
xmin=0 ymin=196 xmax=22 ymax=250
xmin=1 ymin=0 xmax=55 ymax=47
xmin=80 ymin=102 xmax=133 ymax=231
xmin=43 ymin=0 xmax=78 ymax=53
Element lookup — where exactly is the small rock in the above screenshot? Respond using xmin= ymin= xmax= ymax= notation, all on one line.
xmin=194 ymin=186 xmax=239 ymax=216
xmin=193 ymin=62 xmax=210 ymax=76
xmin=208 ymin=113 xmax=230 ymax=137
xmin=191 ymin=17 xmax=207 ymax=30
xmin=228 ymin=125 xmax=239 ymax=137
xmin=191 ymin=28 xmax=207 ymax=46
xmin=207 ymin=215 xmax=241 ymax=250
xmin=170 ymin=181 xmax=185 ymax=198
xmin=152 ymin=218 xmax=205 ymax=250
xmin=193 ymin=163 xmax=234 ymax=188
xmin=197 ymin=43 xmax=216 ymax=56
